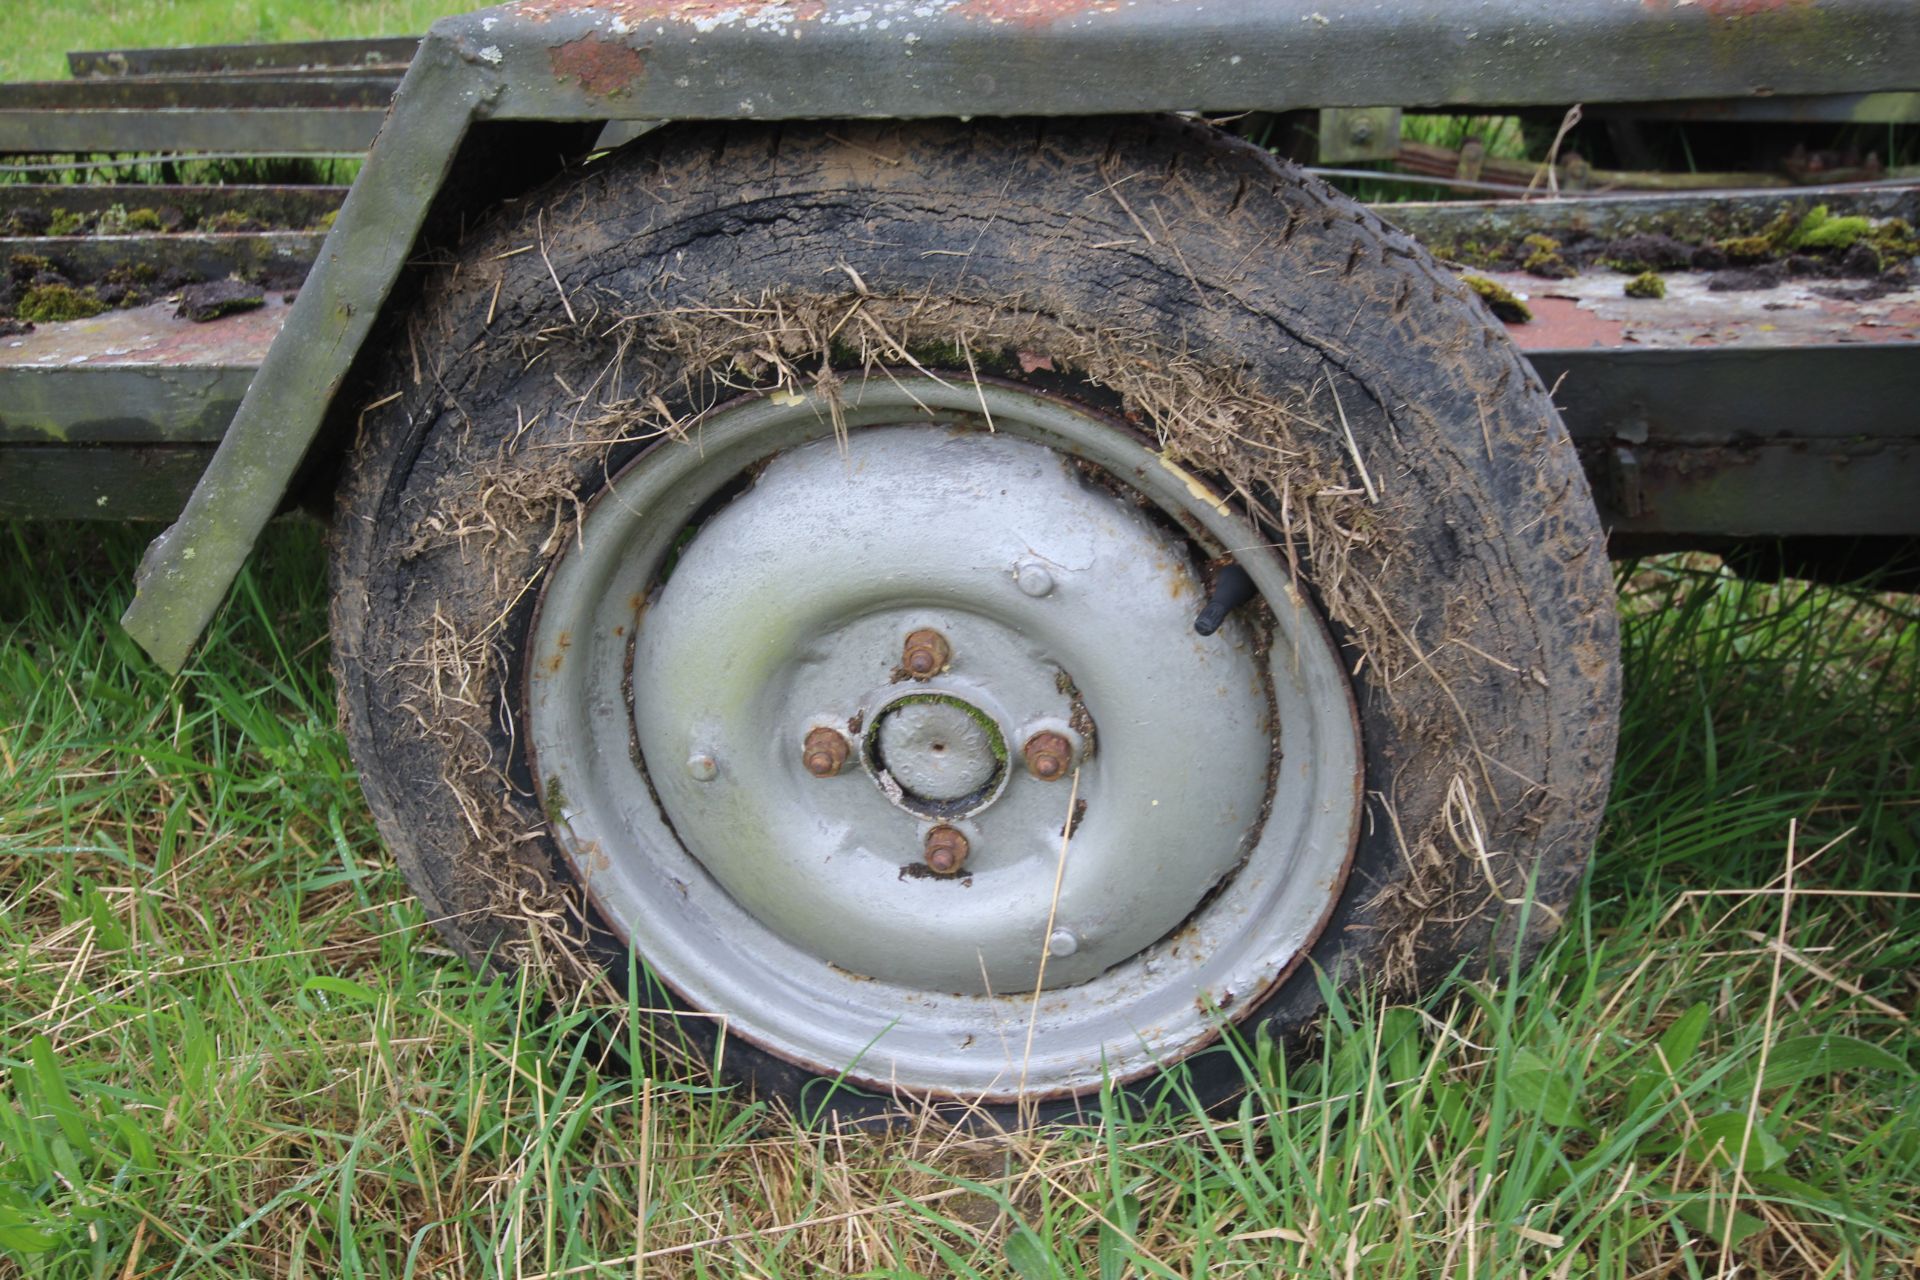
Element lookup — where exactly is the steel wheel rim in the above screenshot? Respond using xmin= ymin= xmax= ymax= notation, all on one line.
xmin=525 ymin=376 xmax=1362 ymax=1099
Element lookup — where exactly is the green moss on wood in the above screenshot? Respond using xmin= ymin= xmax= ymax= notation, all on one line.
xmin=1866 ymin=217 xmax=1919 ymax=263
xmin=102 ymin=262 xmax=158 ymax=287
xmin=17 ymin=283 xmax=105 ymax=323
xmin=1463 ymin=274 xmax=1531 ymax=323
xmin=1717 ymin=235 xmax=1772 ymax=262
xmin=1624 ymin=271 xmax=1667 ymax=299
xmin=1719 ymin=209 xmax=1799 ymax=263
xmin=199 ymin=210 xmax=260 ymax=233
xmin=1437 ymin=239 xmax=1504 ymax=269
xmin=1717 ymin=206 xmax=1914 ymax=269
xmin=1788 ymin=205 xmax=1871 ymax=251
xmin=1520 ymin=233 xmax=1573 ymax=278
xmin=91 ymin=204 xmax=165 ymax=236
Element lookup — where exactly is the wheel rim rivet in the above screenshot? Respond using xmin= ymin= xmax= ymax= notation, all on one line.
xmin=801 ymin=727 xmax=850 ymax=779
xmin=1022 ymin=731 xmax=1073 ymax=781
xmin=686 ymin=753 xmax=718 ymax=782
xmin=901 ymin=628 xmax=951 ymax=680
xmin=1014 ymin=559 xmax=1055 ymax=598
xmin=1047 ymin=928 xmax=1079 ymax=957
xmin=923 ymin=825 xmax=969 ymax=875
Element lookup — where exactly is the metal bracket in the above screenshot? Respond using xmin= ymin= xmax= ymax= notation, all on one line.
xmin=1317 ymin=107 xmax=1401 ymax=163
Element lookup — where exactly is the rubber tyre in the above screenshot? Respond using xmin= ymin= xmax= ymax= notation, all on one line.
xmin=330 ymin=116 xmax=1619 ymax=1123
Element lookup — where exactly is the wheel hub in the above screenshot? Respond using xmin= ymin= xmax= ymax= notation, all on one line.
xmin=873 ymin=694 xmax=1002 ymax=807
xmin=627 ymin=426 xmax=1273 ymax=994
xmin=523 ymin=377 xmax=1362 ymax=1097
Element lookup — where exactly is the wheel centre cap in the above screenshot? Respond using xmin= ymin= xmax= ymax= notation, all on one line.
xmin=875 ymin=696 xmax=1002 ymax=804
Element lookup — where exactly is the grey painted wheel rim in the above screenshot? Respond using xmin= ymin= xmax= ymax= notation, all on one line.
xmin=525 ymin=377 xmax=1362 ymax=1099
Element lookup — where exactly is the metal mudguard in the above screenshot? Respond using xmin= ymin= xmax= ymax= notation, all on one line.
xmin=120 ymin=0 xmax=1920 ymax=669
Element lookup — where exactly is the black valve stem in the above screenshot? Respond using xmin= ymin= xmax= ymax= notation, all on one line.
xmin=1194 ymin=563 xmax=1256 ymax=636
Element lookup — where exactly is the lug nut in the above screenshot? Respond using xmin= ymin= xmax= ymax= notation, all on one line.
xmin=901 ymin=628 xmax=951 ymax=680
xmin=1048 ymin=928 xmax=1080 ymax=957
xmin=1022 ymin=731 xmax=1074 ymax=781
xmin=923 ymin=825 xmax=970 ymax=875
xmin=801 ymin=727 xmax=850 ymax=778
xmin=686 ymin=753 xmax=718 ymax=782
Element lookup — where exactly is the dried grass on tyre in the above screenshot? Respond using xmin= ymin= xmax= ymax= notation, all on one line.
xmin=361 ymin=286 xmax=1548 ymax=1011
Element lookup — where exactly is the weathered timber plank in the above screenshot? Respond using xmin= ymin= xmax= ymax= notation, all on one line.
xmin=68 ymin=37 xmax=418 ymax=78
xmin=0 ymin=444 xmax=212 ymax=519
xmin=0 ymin=184 xmax=346 ymax=225
xmin=0 ymin=367 xmax=253 ymax=445
xmin=0 ymin=75 xmax=399 ymax=112
xmin=1 ymin=232 xmax=322 ymax=286
xmin=1378 ymin=185 xmax=1920 ymax=248
xmin=0 ymin=109 xmax=383 ymax=155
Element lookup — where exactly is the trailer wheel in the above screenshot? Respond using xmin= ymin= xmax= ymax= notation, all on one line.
xmin=331 ymin=117 xmax=1618 ymax=1122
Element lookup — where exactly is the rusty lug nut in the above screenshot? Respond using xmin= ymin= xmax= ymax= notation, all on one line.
xmin=1022 ymin=731 xmax=1074 ymax=781
xmin=901 ymin=628 xmax=951 ymax=680
xmin=801 ymin=727 xmax=850 ymax=778
xmin=923 ymin=825 xmax=970 ymax=875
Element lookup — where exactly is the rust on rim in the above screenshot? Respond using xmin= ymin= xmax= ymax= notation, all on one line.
xmin=900 ymin=628 xmax=951 ymax=680
xmin=922 ymin=825 xmax=969 ymax=875
xmin=801 ymin=726 xmax=850 ymax=778
xmin=1022 ymin=730 xmax=1073 ymax=781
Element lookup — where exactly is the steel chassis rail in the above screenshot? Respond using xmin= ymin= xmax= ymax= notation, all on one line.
xmin=102 ymin=0 xmax=1920 ymax=669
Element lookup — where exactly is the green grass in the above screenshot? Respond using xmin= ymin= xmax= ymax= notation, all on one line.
xmin=1308 ymin=112 xmax=1536 ymax=205
xmin=0 ymin=4 xmax=458 ymax=188
xmin=0 ymin=3 xmax=453 ymax=84
xmin=1 ymin=525 xmax=1915 ymax=1278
